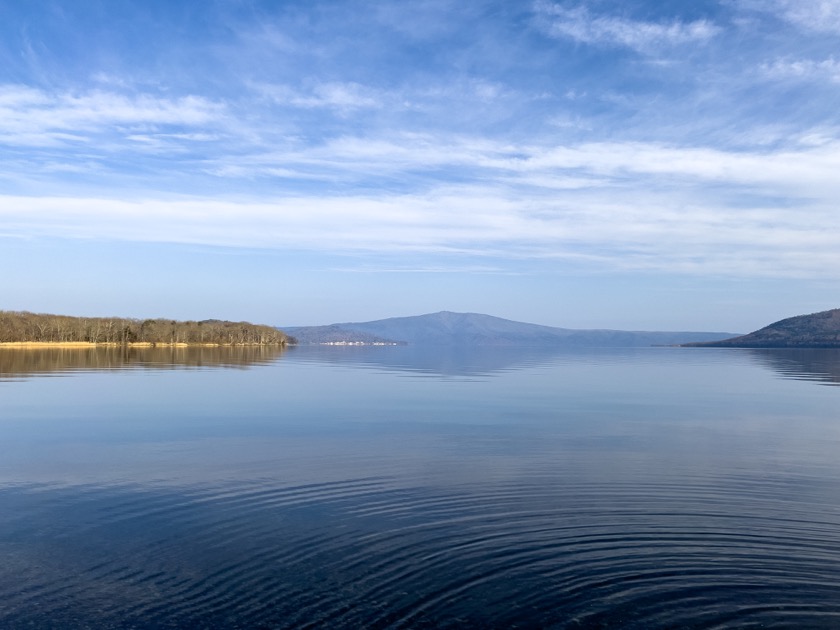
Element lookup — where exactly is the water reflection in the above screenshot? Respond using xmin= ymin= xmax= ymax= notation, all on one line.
xmin=1 ymin=346 xmax=840 ymax=627
xmin=287 ymin=344 xmax=639 ymax=377
xmin=293 ymin=345 xmax=840 ymax=385
xmin=0 ymin=345 xmax=287 ymax=379
xmin=744 ymin=348 xmax=840 ymax=386
xmin=5 ymin=344 xmax=840 ymax=388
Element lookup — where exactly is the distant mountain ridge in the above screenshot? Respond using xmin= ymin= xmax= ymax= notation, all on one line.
xmin=283 ymin=311 xmax=738 ymax=347
xmin=686 ymin=308 xmax=840 ymax=348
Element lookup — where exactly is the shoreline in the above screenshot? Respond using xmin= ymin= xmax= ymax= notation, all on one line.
xmin=0 ymin=342 xmax=286 ymax=348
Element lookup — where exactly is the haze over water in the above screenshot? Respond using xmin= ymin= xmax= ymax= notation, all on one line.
xmin=2 ymin=345 xmax=840 ymax=628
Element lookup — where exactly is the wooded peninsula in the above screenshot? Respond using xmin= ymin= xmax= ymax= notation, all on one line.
xmin=0 ymin=311 xmax=293 ymax=346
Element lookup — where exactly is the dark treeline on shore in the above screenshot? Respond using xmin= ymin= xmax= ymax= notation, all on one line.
xmin=0 ymin=311 xmax=292 ymax=345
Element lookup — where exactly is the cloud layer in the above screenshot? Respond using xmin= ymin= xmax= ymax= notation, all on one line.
xmin=1 ymin=0 xmax=839 ymax=286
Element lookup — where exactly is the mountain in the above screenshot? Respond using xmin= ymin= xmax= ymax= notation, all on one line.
xmin=685 ymin=308 xmax=840 ymax=348
xmin=283 ymin=311 xmax=738 ymax=347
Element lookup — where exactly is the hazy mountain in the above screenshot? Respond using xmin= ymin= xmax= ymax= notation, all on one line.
xmin=284 ymin=311 xmax=738 ymax=347
xmin=686 ymin=308 xmax=840 ymax=348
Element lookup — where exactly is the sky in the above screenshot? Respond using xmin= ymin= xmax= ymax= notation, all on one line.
xmin=1 ymin=0 xmax=839 ymax=332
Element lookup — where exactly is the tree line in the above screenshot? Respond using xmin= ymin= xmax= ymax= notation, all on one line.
xmin=0 ymin=311 xmax=294 ymax=345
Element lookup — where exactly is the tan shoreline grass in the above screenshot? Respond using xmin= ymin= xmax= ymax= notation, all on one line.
xmin=0 ymin=342 xmax=277 ymax=348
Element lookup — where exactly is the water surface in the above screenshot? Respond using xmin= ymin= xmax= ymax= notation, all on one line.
xmin=1 ymin=346 xmax=839 ymax=628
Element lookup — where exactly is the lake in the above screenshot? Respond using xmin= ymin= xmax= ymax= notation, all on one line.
xmin=2 ymin=345 xmax=840 ymax=628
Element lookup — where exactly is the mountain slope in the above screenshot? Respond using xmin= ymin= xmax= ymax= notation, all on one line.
xmin=285 ymin=311 xmax=738 ymax=347
xmin=332 ymin=311 xmax=574 ymax=345
xmin=686 ymin=308 xmax=840 ymax=348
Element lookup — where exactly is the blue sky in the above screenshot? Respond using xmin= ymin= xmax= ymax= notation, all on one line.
xmin=1 ymin=0 xmax=839 ymax=331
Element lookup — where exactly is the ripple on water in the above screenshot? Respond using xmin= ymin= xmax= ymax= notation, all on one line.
xmin=2 ymin=470 xmax=840 ymax=629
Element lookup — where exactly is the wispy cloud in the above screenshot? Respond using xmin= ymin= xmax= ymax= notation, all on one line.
xmin=534 ymin=2 xmax=719 ymax=52
xmin=3 ymin=0 xmax=840 ymax=291
xmin=770 ymin=0 xmax=840 ymax=34
xmin=0 ymin=85 xmax=225 ymax=147
xmin=332 ymin=264 xmax=513 ymax=274
xmin=3 ymin=130 xmax=840 ymax=279
xmin=252 ymin=82 xmax=383 ymax=111
xmin=202 ymin=132 xmax=840 ymax=199
xmin=761 ymin=57 xmax=840 ymax=83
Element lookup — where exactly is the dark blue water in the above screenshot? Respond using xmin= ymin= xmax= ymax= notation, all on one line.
xmin=1 ymin=346 xmax=840 ymax=628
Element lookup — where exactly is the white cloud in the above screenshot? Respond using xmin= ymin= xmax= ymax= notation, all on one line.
xmin=332 ymin=264 xmax=513 ymax=274
xmin=761 ymin=57 xmax=840 ymax=83
xmin=0 ymin=85 xmax=49 ymax=108
xmin=253 ymin=82 xmax=382 ymax=111
xmin=204 ymin=132 xmax=840 ymax=202
xmin=0 ymin=85 xmax=225 ymax=147
xmin=773 ymin=0 xmax=840 ymax=33
xmin=535 ymin=2 xmax=719 ymax=52
xmin=516 ymin=141 xmax=840 ymax=196
xmin=3 ymin=74 xmax=839 ymax=282
xmin=2 ymin=153 xmax=839 ymax=279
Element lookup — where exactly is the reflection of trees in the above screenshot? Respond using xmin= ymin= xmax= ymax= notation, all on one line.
xmin=0 ymin=345 xmax=287 ymax=379
xmin=746 ymin=349 xmax=840 ymax=387
xmin=0 ymin=311 xmax=292 ymax=345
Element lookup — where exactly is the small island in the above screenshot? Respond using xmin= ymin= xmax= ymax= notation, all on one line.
xmin=0 ymin=311 xmax=293 ymax=347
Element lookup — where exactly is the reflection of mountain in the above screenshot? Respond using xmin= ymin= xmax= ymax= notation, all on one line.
xmin=285 ymin=311 xmax=737 ymax=347
xmin=745 ymin=348 xmax=840 ymax=387
xmin=0 ymin=345 xmax=287 ymax=379
xmin=289 ymin=344 xmax=637 ymax=377
xmin=290 ymin=345 xmax=840 ymax=383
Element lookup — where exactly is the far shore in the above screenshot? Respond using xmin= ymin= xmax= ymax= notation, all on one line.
xmin=0 ymin=342 xmax=285 ymax=349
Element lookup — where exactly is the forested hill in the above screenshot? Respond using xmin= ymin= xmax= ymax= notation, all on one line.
xmin=684 ymin=308 xmax=840 ymax=348
xmin=0 ymin=311 xmax=292 ymax=346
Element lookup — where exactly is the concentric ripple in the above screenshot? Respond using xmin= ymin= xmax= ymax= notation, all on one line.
xmin=2 ymin=469 xmax=840 ymax=629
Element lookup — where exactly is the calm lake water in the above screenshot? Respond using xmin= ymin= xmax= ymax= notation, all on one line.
xmin=1 ymin=345 xmax=840 ymax=628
